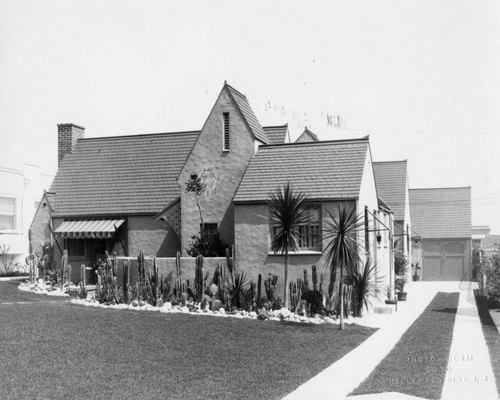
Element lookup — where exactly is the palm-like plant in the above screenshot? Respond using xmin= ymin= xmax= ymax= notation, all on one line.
xmin=349 ymin=257 xmax=383 ymax=317
xmin=323 ymin=203 xmax=364 ymax=329
xmin=268 ymin=182 xmax=310 ymax=309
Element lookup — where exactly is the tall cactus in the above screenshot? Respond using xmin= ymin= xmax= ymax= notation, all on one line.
xmin=61 ymin=250 xmax=68 ymax=290
xmin=123 ymin=260 xmax=129 ymax=303
xmin=66 ymin=264 xmax=72 ymax=287
xmin=194 ymin=255 xmax=204 ymax=302
xmin=312 ymin=265 xmax=318 ymax=291
xmin=80 ymin=264 xmax=86 ymax=288
xmin=257 ymin=273 xmax=262 ymax=308
xmin=137 ymin=250 xmax=145 ymax=287
xmin=176 ymin=251 xmax=181 ymax=277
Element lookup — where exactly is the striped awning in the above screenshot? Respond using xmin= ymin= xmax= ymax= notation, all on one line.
xmin=54 ymin=219 xmax=125 ymax=239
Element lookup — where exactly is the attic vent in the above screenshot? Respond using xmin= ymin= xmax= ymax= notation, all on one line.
xmin=223 ymin=112 xmax=230 ymax=151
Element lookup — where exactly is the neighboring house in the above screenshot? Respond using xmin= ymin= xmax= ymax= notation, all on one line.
xmin=233 ymin=137 xmax=393 ymax=296
xmin=295 ymin=127 xmax=319 ymax=143
xmin=373 ymin=160 xmax=413 ymax=280
xmin=479 ymin=234 xmax=500 ymax=256
xmin=0 ymin=162 xmax=54 ymax=265
xmin=409 ymin=187 xmax=472 ymax=281
xmin=34 ymin=82 xmax=394 ymax=299
xmin=472 ymin=225 xmax=491 ymax=252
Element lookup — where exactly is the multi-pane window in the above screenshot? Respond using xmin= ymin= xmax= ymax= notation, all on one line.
xmin=65 ymin=239 xmax=86 ymax=257
xmin=298 ymin=206 xmax=321 ymax=251
xmin=271 ymin=205 xmax=322 ymax=252
xmin=0 ymin=197 xmax=16 ymax=230
xmin=222 ymin=112 xmax=230 ymax=151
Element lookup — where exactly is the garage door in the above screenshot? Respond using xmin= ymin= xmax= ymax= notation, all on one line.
xmin=422 ymin=241 xmax=465 ymax=281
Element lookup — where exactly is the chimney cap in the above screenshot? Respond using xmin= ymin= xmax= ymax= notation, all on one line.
xmin=57 ymin=123 xmax=86 ymax=130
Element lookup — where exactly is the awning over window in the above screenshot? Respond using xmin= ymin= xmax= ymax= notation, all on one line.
xmin=54 ymin=219 xmax=125 ymax=239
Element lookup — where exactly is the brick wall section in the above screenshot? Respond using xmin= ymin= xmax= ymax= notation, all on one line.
xmin=57 ymin=123 xmax=85 ymax=166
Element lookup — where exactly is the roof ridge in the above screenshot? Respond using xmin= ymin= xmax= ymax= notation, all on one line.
xmin=79 ymin=130 xmax=200 ymax=141
xmin=410 ymin=186 xmax=471 ymax=191
xmin=224 ymin=82 xmax=248 ymax=99
xmin=262 ymin=136 xmax=369 ymax=148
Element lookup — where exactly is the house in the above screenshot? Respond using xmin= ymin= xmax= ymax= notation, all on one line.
xmin=48 ymin=124 xmax=200 ymax=269
xmin=0 ymin=161 xmax=53 ymax=266
xmin=373 ymin=160 xmax=413 ymax=280
xmin=34 ymin=82 xmax=394 ymax=299
xmin=295 ymin=127 xmax=319 ymax=143
xmin=409 ymin=187 xmax=472 ymax=281
xmin=233 ymin=137 xmax=393 ymax=296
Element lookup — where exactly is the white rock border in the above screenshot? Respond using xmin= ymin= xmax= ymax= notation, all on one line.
xmin=18 ymin=281 xmax=374 ymax=327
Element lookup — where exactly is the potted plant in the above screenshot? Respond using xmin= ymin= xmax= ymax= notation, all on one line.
xmin=385 ymin=285 xmax=398 ymax=305
xmin=394 ymin=249 xmax=409 ymax=301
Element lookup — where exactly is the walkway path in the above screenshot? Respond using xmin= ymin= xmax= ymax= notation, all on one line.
xmin=282 ymin=282 xmax=498 ymax=400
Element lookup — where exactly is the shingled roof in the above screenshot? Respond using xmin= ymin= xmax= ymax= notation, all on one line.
xmin=225 ymin=84 xmax=269 ymax=145
xmin=295 ymin=127 xmax=319 ymax=143
xmin=234 ymin=138 xmax=369 ymax=202
xmin=409 ymin=187 xmax=471 ymax=239
xmin=263 ymin=124 xmax=289 ymax=145
xmin=50 ymin=131 xmax=199 ymax=216
xmin=373 ymin=160 xmax=408 ymax=221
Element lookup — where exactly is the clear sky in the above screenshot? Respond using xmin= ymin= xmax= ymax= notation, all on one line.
xmin=1 ymin=0 xmax=499 ymax=231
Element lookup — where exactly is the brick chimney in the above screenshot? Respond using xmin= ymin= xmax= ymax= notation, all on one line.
xmin=58 ymin=123 xmax=85 ymax=166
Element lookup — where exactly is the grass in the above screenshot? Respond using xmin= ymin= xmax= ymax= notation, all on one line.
xmin=350 ymin=292 xmax=459 ymax=399
xmin=0 ymin=280 xmax=376 ymax=400
xmin=475 ymin=291 xmax=500 ymax=398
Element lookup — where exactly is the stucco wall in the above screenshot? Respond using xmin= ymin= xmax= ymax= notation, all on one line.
xmin=234 ymin=200 xmax=357 ymax=298
xmin=179 ymin=87 xmax=257 ymax=255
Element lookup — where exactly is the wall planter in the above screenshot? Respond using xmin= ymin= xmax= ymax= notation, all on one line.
xmin=397 ymin=291 xmax=407 ymax=301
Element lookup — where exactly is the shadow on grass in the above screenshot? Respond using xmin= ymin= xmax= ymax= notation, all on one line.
xmin=350 ymin=292 xmax=459 ymax=400
xmin=475 ymin=292 xmax=500 ymax=398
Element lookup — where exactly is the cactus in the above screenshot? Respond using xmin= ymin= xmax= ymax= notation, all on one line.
xmin=137 ymin=250 xmax=145 ymax=287
xmin=312 ymin=265 xmax=318 ymax=291
xmin=257 ymin=273 xmax=262 ymax=308
xmin=66 ymin=264 xmax=72 ymax=287
xmin=181 ymin=292 xmax=188 ymax=307
xmin=303 ymin=269 xmax=310 ymax=293
xmin=289 ymin=282 xmax=300 ymax=312
xmin=195 ymin=255 xmax=204 ymax=302
xmin=123 ymin=260 xmax=129 ymax=303
xmin=61 ymin=250 xmax=68 ymax=290
xmin=80 ymin=264 xmax=86 ymax=287
xmin=176 ymin=251 xmax=181 ymax=277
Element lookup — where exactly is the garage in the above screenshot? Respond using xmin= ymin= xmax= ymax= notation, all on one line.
xmin=422 ymin=240 xmax=468 ymax=281
xmin=410 ymin=187 xmax=472 ymax=282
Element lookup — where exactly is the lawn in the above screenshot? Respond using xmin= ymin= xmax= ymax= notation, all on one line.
xmin=350 ymin=292 xmax=459 ymax=400
xmin=475 ymin=291 xmax=500 ymax=398
xmin=0 ymin=280 xmax=376 ymax=400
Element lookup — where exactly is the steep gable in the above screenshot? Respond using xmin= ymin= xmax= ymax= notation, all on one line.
xmin=225 ymin=84 xmax=269 ymax=145
xmin=373 ymin=160 xmax=408 ymax=222
xmin=234 ymin=138 xmax=369 ymax=202
xmin=50 ymin=131 xmax=199 ymax=216
xmin=409 ymin=187 xmax=471 ymax=239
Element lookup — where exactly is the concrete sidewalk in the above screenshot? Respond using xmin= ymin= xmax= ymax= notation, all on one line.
xmin=282 ymin=282 xmax=498 ymax=400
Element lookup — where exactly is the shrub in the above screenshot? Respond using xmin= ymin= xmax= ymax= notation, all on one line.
xmin=187 ymin=232 xmax=230 ymax=257
xmin=484 ymin=252 xmax=500 ymax=301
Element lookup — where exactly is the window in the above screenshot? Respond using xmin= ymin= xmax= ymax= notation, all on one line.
xmin=0 ymin=197 xmax=16 ymax=230
xmin=202 ymin=223 xmax=218 ymax=236
xmin=65 ymin=239 xmax=86 ymax=257
xmin=222 ymin=112 xmax=230 ymax=151
xmin=298 ymin=206 xmax=321 ymax=251
xmin=270 ymin=205 xmax=322 ymax=252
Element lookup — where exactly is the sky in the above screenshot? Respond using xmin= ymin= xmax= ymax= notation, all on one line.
xmin=1 ymin=0 xmax=499 ymax=232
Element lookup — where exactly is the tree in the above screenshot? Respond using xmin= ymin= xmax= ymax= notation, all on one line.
xmin=323 ymin=203 xmax=364 ymax=329
xmin=185 ymin=173 xmax=206 ymax=233
xmin=268 ymin=182 xmax=309 ymax=309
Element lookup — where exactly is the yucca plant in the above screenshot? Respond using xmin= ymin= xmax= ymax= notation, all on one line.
xmin=268 ymin=182 xmax=309 ymax=309
xmin=323 ymin=203 xmax=364 ymax=329
xmin=349 ymin=258 xmax=383 ymax=317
